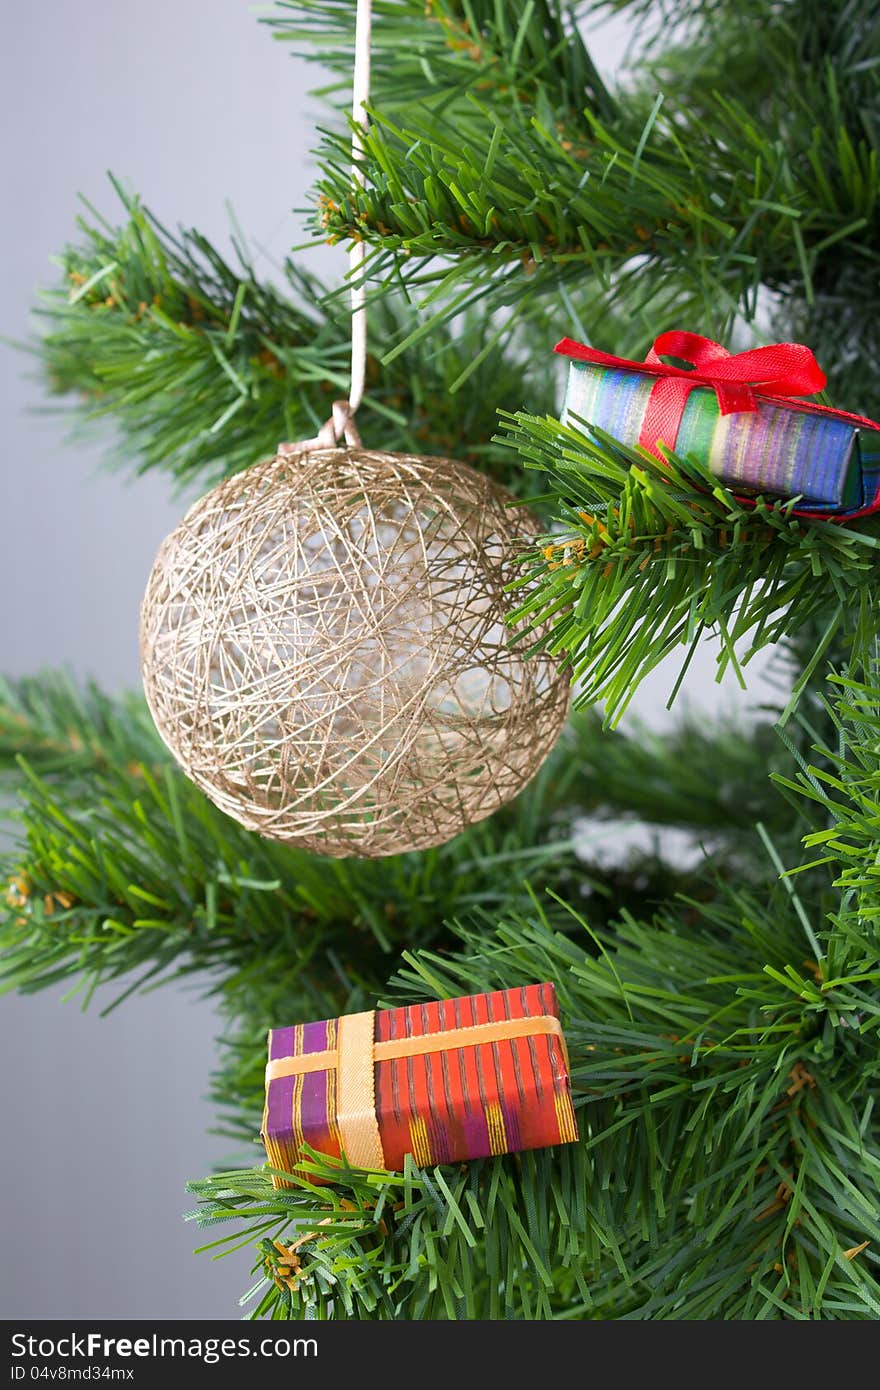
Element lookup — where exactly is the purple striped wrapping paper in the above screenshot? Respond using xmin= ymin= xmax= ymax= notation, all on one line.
xmin=562 ymin=359 xmax=880 ymax=515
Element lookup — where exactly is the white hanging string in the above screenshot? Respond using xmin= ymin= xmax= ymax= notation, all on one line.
xmin=347 ymin=0 xmax=372 ymax=418
xmin=280 ymin=0 xmax=372 ymax=454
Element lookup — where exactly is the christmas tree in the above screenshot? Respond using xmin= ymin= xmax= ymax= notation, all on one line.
xmin=5 ymin=0 xmax=880 ymax=1319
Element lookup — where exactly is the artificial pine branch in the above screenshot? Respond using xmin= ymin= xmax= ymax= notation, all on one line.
xmin=0 ymin=673 xmax=586 ymax=1014
xmin=315 ymin=88 xmax=875 ymax=357
xmin=266 ymin=1 xmax=615 ymax=122
xmin=35 ymin=182 xmax=555 ymax=492
xmin=568 ymin=709 xmax=792 ymax=832
xmin=639 ymin=0 xmax=880 ymax=414
xmin=187 ymin=660 xmax=880 ymax=1319
xmin=297 ymin=0 xmax=878 ymax=387
xmin=503 ymin=411 xmax=880 ymax=721
xmin=2 ymin=673 xmax=787 ymax=1020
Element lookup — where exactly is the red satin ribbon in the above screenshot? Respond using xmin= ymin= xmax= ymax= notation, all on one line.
xmin=555 ymin=331 xmax=828 ymax=460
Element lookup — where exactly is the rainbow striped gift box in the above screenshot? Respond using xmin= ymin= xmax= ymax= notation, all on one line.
xmin=557 ymin=338 xmax=880 ymax=519
xmin=262 ymin=983 xmax=578 ymax=1184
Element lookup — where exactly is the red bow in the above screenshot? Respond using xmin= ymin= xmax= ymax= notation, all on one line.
xmin=555 ymin=331 xmax=827 ymax=461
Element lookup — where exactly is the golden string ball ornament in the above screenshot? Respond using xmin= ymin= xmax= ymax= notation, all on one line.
xmin=140 ymin=446 xmax=570 ymax=858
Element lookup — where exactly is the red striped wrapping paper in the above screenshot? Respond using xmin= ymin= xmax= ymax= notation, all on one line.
xmin=262 ymin=983 xmax=578 ymax=1184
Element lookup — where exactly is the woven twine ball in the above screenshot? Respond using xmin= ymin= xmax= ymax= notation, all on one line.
xmin=140 ymin=447 xmax=570 ymax=857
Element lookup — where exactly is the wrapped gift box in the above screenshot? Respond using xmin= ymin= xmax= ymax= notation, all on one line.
xmin=262 ymin=982 xmax=578 ymax=1183
xmin=556 ymin=334 xmax=880 ymax=519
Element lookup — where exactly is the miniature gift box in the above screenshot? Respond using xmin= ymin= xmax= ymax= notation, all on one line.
xmin=556 ymin=332 xmax=880 ymax=520
xmin=262 ymin=982 xmax=578 ymax=1183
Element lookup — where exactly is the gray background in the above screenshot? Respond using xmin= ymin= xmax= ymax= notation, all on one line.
xmin=1 ymin=2 xmax=766 ymax=1318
